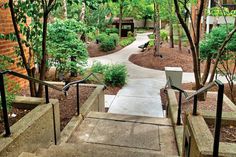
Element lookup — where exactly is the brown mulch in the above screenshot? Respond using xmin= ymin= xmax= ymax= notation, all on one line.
xmin=0 ymin=108 xmax=31 ymax=134
xmin=160 ymin=82 xmax=236 ymax=143
xmin=208 ymin=124 xmax=236 ymax=143
xmin=0 ymin=85 xmax=95 ymax=134
xmin=88 ymin=42 xmax=123 ymax=57
xmin=129 ymin=44 xmax=205 ymax=72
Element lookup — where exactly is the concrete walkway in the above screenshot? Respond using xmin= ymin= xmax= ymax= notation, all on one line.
xmin=89 ymin=33 xmax=227 ymax=118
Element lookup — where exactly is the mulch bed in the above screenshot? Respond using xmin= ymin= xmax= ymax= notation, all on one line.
xmin=0 ymin=85 xmax=96 ymax=134
xmin=160 ymin=82 xmax=236 ymax=143
xmin=208 ymin=124 xmax=236 ymax=143
xmin=88 ymin=42 xmax=123 ymax=57
xmin=0 ymin=108 xmax=31 ymax=135
xmin=129 ymin=44 xmax=205 ymax=72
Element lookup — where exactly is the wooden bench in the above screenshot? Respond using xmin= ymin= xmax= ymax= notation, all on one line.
xmin=138 ymin=41 xmax=149 ymax=52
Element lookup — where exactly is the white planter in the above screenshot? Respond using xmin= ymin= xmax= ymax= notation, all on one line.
xmin=165 ymin=67 xmax=183 ymax=89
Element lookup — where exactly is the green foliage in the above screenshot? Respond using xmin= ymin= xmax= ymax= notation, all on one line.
xmin=104 ymin=64 xmax=127 ymax=86
xmin=200 ymin=25 xmax=236 ymax=60
xmin=100 ymin=38 xmax=116 ymax=51
xmin=47 ymin=19 xmax=88 ymax=76
xmin=208 ymin=7 xmax=236 ymax=16
xmin=149 ymin=34 xmax=155 ymax=39
xmin=110 ymin=33 xmax=119 ymax=46
xmin=119 ymin=37 xmax=136 ymax=47
xmin=0 ymin=57 xmax=18 ymax=110
xmin=105 ymin=28 xmax=119 ymax=34
xmin=149 ymin=39 xmax=155 ymax=47
xmin=127 ymin=31 xmax=134 ymax=37
xmin=160 ymin=30 xmax=168 ymax=41
xmin=91 ymin=61 xmax=108 ymax=74
xmin=97 ymin=33 xmax=108 ymax=43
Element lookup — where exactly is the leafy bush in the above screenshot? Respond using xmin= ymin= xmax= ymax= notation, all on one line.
xmin=148 ymin=34 xmax=155 ymax=39
xmin=105 ymin=28 xmax=119 ymax=34
xmin=91 ymin=61 xmax=108 ymax=74
xmin=97 ymin=33 xmax=108 ymax=43
xmin=104 ymin=64 xmax=127 ymax=86
xmin=127 ymin=31 xmax=134 ymax=37
xmin=100 ymin=37 xmax=116 ymax=51
xmin=47 ymin=19 xmax=88 ymax=78
xmin=200 ymin=25 xmax=236 ymax=59
xmin=110 ymin=33 xmax=119 ymax=46
xmin=160 ymin=30 xmax=168 ymax=41
xmin=0 ymin=56 xmax=18 ymax=110
xmin=119 ymin=37 xmax=136 ymax=47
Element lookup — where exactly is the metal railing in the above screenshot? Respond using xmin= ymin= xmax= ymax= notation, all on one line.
xmin=0 ymin=70 xmax=104 ymax=140
xmin=168 ymin=78 xmax=224 ymax=157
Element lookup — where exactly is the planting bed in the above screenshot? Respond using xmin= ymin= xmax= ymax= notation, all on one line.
xmin=208 ymin=123 xmax=236 ymax=143
xmin=129 ymin=43 xmax=204 ymax=72
xmin=0 ymin=85 xmax=95 ymax=134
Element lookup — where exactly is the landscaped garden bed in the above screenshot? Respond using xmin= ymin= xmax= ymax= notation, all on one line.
xmin=0 ymin=85 xmax=95 ymax=134
xmin=129 ymin=43 xmax=205 ymax=72
xmin=208 ymin=123 xmax=236 ymax=143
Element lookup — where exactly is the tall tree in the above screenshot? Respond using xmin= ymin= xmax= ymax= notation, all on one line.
xmin=173 ymin=0 xmax=236 ymax=96
xmin=153 ymin=0 xmax=161 ymax=57
xmin=7 ymin=0 xmax=57 ymax=97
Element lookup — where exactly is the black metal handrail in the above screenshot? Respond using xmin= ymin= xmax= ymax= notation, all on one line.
xmin=167 ymin=78 xmax=224 ymax=157
xmin=0 ymin=70 xmax=104 ymax=140
xmin=63 ymin=72 xmax=106 ymax=117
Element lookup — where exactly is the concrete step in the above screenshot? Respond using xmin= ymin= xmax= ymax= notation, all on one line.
xmin=86 ymin=111 xmax=172 ymax=126
xmin=35 ymin=143 xmax=178 ymax=157
xmin=18 ymin=152 xmax=39 ymax=157
xmin=66 ymin=111 xmax=178 ymax=156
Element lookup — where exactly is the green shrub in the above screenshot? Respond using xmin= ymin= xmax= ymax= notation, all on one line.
xmin=149 ymin=39 xmax=154 ymax=47
xmin=160 ymin=30 xmax=168 ymax=41
xmin=47 ymin=19 xmax=88 ymax=77
xmin=127 ymin=31 xmax=134 ymax=37
xmin=100 ymin=37 xmax=116 ymax=51
xmin=104 ymin=64 xmax=127 ymax=86
xmin=105 ymin=28 xmax=119 ymax=34
xmin=110 ymin=33 xmax=119 ymax=46
xmin=148 ymin=34 xmax=155 ymax=39
xmin=97 ymin=33 xmax=108 ymax=43
xmin=91 ymin=61 xmax=108 ymax=74
xmin=119 ymin=37 xmax=135 ymax=47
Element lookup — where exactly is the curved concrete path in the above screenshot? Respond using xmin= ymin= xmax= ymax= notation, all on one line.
xmin=88 ymin=33 xmax=227 ymax=118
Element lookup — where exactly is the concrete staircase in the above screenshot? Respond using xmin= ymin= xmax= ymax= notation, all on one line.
xmin=19 ymin=112 xmax=179 ymax=157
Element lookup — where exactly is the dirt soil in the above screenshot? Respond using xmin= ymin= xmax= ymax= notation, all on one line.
xmin=208 ymin=123 xmax=236 ymax=143
xmin=88 ymin=42 xmax=123 ymax=57
xmin=0 ymin=85 xmax=95 ymax=134
xmin=129 ymin=44 xmax=205 ymax=72
xmin=160 ymin=83 xmax=236 ymax=143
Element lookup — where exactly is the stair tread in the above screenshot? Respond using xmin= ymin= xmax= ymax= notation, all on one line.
xmin=36 ymin=142 xmax=177 ymax=157
xmin=87 ymin=111 xmax=172 ymax=126
xmin=18 ymin=152 xmax=38 ymax=157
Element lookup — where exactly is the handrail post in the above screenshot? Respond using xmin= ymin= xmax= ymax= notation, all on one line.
xmin=76 ymin=83 xmax=80 ymax=115
xmin=177 ymin=91 xmax=182 ymax=125
xmin=0 ymin=73 xmax=11 ymax=137
xmin=45 ymin=85 xmax=49 ymax=103
xmin=193 ymin=95 xmax=198 ymax=115
xmin=213 ymin=81 xmax=224 ymax=157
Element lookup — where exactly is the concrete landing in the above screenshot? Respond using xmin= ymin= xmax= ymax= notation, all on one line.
xmin=68 ymin=112 xmax=178 ymax=156
xmin=108 ymin=79 xmax=164 ymax=117
xmin=18 ymin=112 xmax=179 ymax=157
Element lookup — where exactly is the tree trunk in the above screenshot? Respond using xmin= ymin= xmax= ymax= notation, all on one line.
xmin=169 ymin=22 xmax=174 ymax=48
xmin=62 ymin=0 xmax=67 ymax=19
xmin=167 ymin=0 xmax=174 ymax=48
xmin=154 ymin=1 xmax=160 ymax=57
xmin=37 ymin=12 xmax=49 ymax=97
xmin=80 ymin=1 xmax=86 ymax=21
xmin=119 ymin=0 xmax=124 ymax=38
xmin=201 ymin=0 xmax=209 ymax=37
xmin=177 ymin=24 xmax=182 ymax=52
